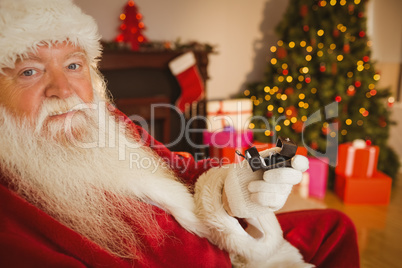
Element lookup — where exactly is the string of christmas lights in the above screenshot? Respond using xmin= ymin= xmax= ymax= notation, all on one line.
xmin=245 ymin=0 xmax=399 ymax=178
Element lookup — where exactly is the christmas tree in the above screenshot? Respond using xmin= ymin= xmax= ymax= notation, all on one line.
xmin=115 ymin=0 xmax=148 ymax=50
xmin=246 ymin=0 xmax=400 ymax=179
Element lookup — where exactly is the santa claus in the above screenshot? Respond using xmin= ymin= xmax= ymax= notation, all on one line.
xmin=0 ymin=0 xmax=359 ymax=267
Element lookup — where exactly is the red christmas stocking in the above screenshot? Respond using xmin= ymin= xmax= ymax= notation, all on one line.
xmin=169 ymin=52 xmax=204 ymax=112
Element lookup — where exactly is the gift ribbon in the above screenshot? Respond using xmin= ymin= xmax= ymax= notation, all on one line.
xmin=344 ymin=147 xmax=355 ymax=177
xmin=366 ymin=147 xmax=376 ymax=177
xmin=216 ymin=101 xmax=226 ymax=128
xmin=345 ymin=146 xmax=377 ymax=177
xmin=207 ymin=101 xmax=253 ymax=116
xmin=208 ymin=110 xmax=254 ymax=116
xmin=208 ymin=101 xmax=253 ymax=129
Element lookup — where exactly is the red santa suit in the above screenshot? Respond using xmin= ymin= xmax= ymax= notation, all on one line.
xmin=0 ymin=116 xmax=360 ymax=268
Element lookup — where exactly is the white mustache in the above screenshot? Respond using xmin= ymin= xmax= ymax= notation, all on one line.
xmin=34 ymin=95 xmax=92 ymax=133
xmin=48 ymin=106 xmax=83 ymax=117
xmin=42 ymin=97 xmax=87 ymax=116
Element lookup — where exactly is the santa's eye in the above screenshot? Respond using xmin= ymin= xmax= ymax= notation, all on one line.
xmin=68 ymin=63 xmax=80 ymax=70
xmin=22 ymin=69 xmax=37 ymax=76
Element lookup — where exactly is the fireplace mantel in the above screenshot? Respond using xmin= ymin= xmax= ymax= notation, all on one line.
xmin=98 ymin=49 xmax=210 ymax=153
xmin=99 ymin=50 xmax=210 ymax=84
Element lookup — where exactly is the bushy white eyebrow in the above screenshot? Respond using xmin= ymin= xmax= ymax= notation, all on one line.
xmin=66 ymin=51 xmax=88 ymax=62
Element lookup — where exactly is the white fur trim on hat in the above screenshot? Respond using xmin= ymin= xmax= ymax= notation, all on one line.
xmin=0 ymin=0 xmax=102 ymax=71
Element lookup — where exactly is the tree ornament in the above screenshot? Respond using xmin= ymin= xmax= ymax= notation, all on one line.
xmin=348 ymin=4 xmax=355 ymax=14
xmin=332 ymin=119 xmax=340 ymax=130
xmin=311 ymin=38 xmax=316 ymax=46
xmin=333 ymin=29 xmax=340 ymax=38
xmin=358 ymin=12 xmax=364 ymax=18
xmin=379 ymin=117 xmax=387 ymax=127
xmin=318 ymin=0 xmax=326 ymax=7
xmin=292 ymin=121 xmax=303 ymax=133
xmin=359 ymin=31 xmax=366 ymax=38
xmin=342 ymin=104 xmax=348 ymax=114
xmin=331 ymin=63 xmax=338 ymax=74
xmin=277 ymin=47 xmax=287 ymax=59
xmin=343 ymin=44 xmax=350 ymax=53
xmin=322 ymin=125 xmax=329 ymax=135
xmin=286 ymin=106 xmax=298 ymax=118
xmin=284 ymin=87 xmax=294 ymax=95
xmin=388 ymin=97 xmax=395 ymax=107
xmin=319 ymin=63 xmax=326 ymax=72
xmin=266 ymin=111 xmax=274 ymax=118
xmin=347 ymin=85 xmax=356 ymax=96
xmin=363 ymin=55 xmax=369 ymax=62
xmin=303 ymin=25 xmax=309 ymax=32
xmin=300 ymin=5 xmax=308 ymax=17
xmin=310 ymin=141 xmax=319 ymax=150
xmin=354 ymin=80 xmax=362 ymax=88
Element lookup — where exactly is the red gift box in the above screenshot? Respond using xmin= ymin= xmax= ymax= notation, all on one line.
xmin=252 ymin=141 xmax=308 ymax=156
xmin=336 ymin=141 xmax=379 ymax=178
xmin=209 ymin=146 xmax=246 ymax=164
xmin=205 ymin=129 xmax=253 ymax=164
xmin=334 ymin=171 xmax=392 ymax=205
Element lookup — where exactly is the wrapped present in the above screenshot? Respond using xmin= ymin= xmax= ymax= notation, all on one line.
xmin=306 ymin=157 xmax=329 ymax=199
xmin=334 ymin=171 xmax=392 ymax=205
xmin=206 ymin=99 xmax=253 ymax=131
xmin=204 ymin=128 xmax=253 ymax=164
xmin=203 ymin=128 xmax=253 ymax=148
xmin=252 ymin=140 xmax=308 ymax=156
xmin=210 ymin=147 xmax=247 ymax=164
xmin=336 ymin=139 xmax=379 ymax=178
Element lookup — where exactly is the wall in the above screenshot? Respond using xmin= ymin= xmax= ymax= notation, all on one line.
xmin=76 ymin=0 xmax=288 ymax=100
xmin=367 ymin=0 xmax=402 ymax=63
xmin=367 ymin=0 xmax=402 ymax=163
xmin=77 ymin=0 xmax=402 ymax=100
xmin=367 ymin=0 xmax=402 ymax=99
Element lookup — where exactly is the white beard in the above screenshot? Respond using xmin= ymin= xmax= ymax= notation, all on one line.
xmin=0 ymin=93 xmax=208 ymax=260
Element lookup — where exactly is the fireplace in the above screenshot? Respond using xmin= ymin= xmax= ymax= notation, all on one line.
xmin=99 ymin=49 xmax=210 ymax=154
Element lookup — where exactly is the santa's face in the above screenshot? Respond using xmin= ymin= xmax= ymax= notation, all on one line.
xmin=0 ymin=42 xmax=94 ymax=125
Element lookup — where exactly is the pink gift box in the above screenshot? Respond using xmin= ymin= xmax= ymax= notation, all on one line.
xmin=307 ymin=157 xmax=329 ymax=199
xmin=203 ymin=129 xmax=253 ymax=148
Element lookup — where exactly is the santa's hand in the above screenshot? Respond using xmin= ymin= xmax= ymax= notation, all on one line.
xmin=223 ymin=148 xmax=309 ymax=218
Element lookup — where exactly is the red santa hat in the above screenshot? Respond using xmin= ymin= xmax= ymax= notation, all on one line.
xmin=0 ymin=0 xmax=102 ymax=72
